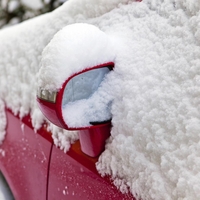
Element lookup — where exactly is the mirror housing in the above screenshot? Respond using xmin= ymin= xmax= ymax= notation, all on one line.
xmin=37 ymin=23 xmax=116 ymax=157
xmin=37 ymin=62 xmax=114 ymax=157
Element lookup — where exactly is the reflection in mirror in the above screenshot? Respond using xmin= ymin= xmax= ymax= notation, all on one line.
xmin=62 ymin=67 xmax=110 ymax=106
xmin=62 ymin=67 xmax=112 ymax=128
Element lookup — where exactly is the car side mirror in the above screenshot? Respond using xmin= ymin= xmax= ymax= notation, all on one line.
xmin=37 ymin=62 xmax=114 ymax=157
xmin=37 ymin=23 xmax=116 ymax=157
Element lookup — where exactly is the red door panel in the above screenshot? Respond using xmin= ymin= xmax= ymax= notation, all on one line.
xmin=0 ymin=110 xmax=53 ymax=200
xmin=0 ymin=110 xmax=135 ymax=199
xmin=48 ymin=141 xmax=134 ymax=200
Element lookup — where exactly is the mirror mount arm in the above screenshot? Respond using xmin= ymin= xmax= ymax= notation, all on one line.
xmin=79 ymin=123 xmax=111 ymax=157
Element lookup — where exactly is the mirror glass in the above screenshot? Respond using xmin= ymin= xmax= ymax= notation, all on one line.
xmin=62 ymin=67 xmax=111 ymax=106
xmin=61 ymin=67 xmax=112 ymax=128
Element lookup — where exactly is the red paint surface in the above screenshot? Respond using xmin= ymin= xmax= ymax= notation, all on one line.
xmin=0 ymin=109 xmax=53 ymax=200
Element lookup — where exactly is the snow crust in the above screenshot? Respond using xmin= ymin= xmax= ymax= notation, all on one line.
xmin=94 ymin=1 xmax=200 ymax=199
xmin=1 ymin=0 xmax=200 ymax=199
xmin=0 ymin=0 xmax=132 ymax=147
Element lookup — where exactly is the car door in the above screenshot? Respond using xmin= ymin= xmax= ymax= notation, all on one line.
xmin=0 ymin=109 xmax=53 ymax=200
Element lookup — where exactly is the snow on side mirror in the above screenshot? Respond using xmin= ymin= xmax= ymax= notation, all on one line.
xmin=37 ymin=63 xmax=114 ymax=130
xmin=61 ymin=65 xmax=113 ymax=129
xmin=37 ymin=23 xmax=116 ymax=157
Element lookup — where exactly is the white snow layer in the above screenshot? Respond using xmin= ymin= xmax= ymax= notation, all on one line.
xmin=1 ymin=0 xmax=200 ymax=199
xmin=0 ymin=0 xmax=133 ymax=149
xmin=21 ymin=0 xmax=43 ymax=10
xmin=38 ymin=23 xmax=116 ymax=91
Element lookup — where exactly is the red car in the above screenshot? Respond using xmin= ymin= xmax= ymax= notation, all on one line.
xmin=1 ymin=0 xmax=199 ymax=200
xmin=0 ymin=0 xmax=139 ymax=199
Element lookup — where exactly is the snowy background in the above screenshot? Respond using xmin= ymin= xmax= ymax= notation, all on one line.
xmin=0 ymin=0 xmax=67 ymax=28
xmin=1 ymin=0 xmax=200 ymax=200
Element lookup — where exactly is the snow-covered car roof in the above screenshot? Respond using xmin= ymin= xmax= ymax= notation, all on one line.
xmin=1 ymin=0 xmax=200 ymax=199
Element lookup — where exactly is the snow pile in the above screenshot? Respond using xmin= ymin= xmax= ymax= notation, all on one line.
xmin=38 ymin=0 xmax=200 ymax=199
xmin=48 ymin=124 xmax=78 ymax=153
xmin=91 ymin=1 xmax=200 ymax=199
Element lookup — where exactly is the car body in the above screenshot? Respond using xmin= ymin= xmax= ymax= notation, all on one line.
xmin=0 ymin=108 xmax=134 ymax=199
xmin=1 ymin=0 xmax=200 ymax=200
